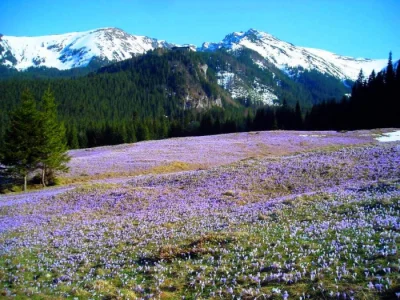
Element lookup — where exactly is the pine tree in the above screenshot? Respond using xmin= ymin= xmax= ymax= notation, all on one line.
xmin=136 ymin=123 xmax=150 ymax=141
xmin=68 ymin=123 xmax=80 ymax=149
xmin=396 ymin=60 xmax=400 ymax=121
xmin=383 ymin=52 xmax=396 ymax=126
xmin=368 ymin=70 xmax=376 ymax=85
xmin=295 ymin=101 xmax=303 ymax=130
xmin=396 ymin=60 xmax=400 ymax=82
xmin=1 ymin=90 xmax=42 ymax=191
xmin=353 ymin=69 xmax=365 ymax=92
xmin=37 ymin=87 xmax=70 ymax=186
xmin=385 ymin=52 xmax=395 ymax=85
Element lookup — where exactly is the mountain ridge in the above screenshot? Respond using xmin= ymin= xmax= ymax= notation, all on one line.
xmin=0 ymin=27 xmax=176 ymax=70
xmin=0 ymin=27 xmax=393 ymax=81
xmin=201 ymin=28 xmax=388 ymax=80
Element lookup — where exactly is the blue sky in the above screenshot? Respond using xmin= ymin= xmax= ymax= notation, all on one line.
xmin=1 ymin=0 xmax=399 ymax=59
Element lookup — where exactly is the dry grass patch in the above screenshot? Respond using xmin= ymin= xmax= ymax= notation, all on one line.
xmin=59 ymin=161 xmax=206 ymax=185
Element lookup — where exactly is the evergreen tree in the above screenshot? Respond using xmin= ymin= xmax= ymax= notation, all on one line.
xmin=368 ymin=70 xmax=376 ymax=85
xmin=37 ymin=87 xmax=70 ymax=186
xmin=1 ymin=90 xmax=42 ymax=191
xmin=68 ymin=123 xmax=80 ymax=149
xmin=294 ymin=101 xmax=303 ymax=130
xmin=136 ymin=123 xmax=150 ymax=141
xmin=385 ymin=52 xmax=395 ymax=85
xmin=396 ymin=60 xmax=400 ymax=82
xmin=264 ymin=107 xmax=276 ymax=130
xmin=396 ymin=61 xmax=400 ymax=119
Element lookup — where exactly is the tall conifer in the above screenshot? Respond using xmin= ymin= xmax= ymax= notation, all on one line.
xmin=38 ymin=87 xmax=70 ymax=186
xmin=385 ymin=52 xmax=395 ymax=85
xmin=295 ymin=101 xmax=303 ymax=130
xmin=1 ymin=90 xmax=41 ymax=191
xmin=396 ymin=60 xmax=400 ymax=82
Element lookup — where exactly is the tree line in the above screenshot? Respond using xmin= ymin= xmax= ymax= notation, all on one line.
xmin=305 ymin=53 xmax=400 ymax=130
xmin=0 ymin=48 xmax=353 ymax=150
xmin=0 ymin=52 xmax=398 ymax=192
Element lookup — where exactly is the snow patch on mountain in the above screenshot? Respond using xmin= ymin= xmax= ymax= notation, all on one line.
xmin=252 ymin=58 xmax=267 ymax=70
xmin=251 ymin=78 xmax=278 ymax=105
xmin=0 ymin=28 xmax=175 ymax=70
xmin=217 ymin=71 xmax=236 ymax=89
xmin=202 ymin=29 xmax=389 ymax=81
xmin=303 ymin=47 xmax=387 ymax=80
xmin=217 ymin=71 xmax=277 ymax=105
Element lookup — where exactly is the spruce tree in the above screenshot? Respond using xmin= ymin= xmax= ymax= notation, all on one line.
xmin=385 ymin=52 xmax=395 ymax=85
xmin=37 ymin=87 xmax=70 ymax=186
xmin=295 ymin=101 xmax=303 ymax=130
xmin=1 ymin=90 xmax=42 ymax=191
xmin=68 ymin=123 xmax=80 ymax=149
xmin=396 ymin=60 xmax=400 ymax=82
xmin=383 ymin=52 xmax=396 ymax=126
xmin=395 ymin=60 xmax=400 ymax=123
xmin=136 ymin=123 xmax=150 ymax=141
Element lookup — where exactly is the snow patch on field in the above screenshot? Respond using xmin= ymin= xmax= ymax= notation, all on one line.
xmin=376 ymin=131 xmax=400 ymax=142
xmin=299 ymin=134 xmax=327 ymax=138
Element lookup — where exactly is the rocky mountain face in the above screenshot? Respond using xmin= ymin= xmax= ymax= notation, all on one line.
xmin=94 ymin=49 xmax=226 ymax=111
xmin=202 ymin=48 xmax=351 ymax=106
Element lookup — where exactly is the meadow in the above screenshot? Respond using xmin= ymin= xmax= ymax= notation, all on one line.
xmin=0 ymin=130 xmax=399 ymax=299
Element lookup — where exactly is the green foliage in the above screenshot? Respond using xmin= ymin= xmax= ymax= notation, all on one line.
xmin=306 ymin=53 xmax=400 ymax=130
xmin=0 ymin=48 xmax=360 ymax=150
xmin=37 ymin=87 xmax=70 ymax=186
xmin=1 ymin=90 xmax=42 ymax=191
xmin=252 ymin=100 xmax=304 ymax=131
xmin=0 ymin=88 xmax=70 ymax=190
xmin=294 ymin=69 xmax=351 ymax=104
xmin=0 ymin=50 xmax=251 ymax=148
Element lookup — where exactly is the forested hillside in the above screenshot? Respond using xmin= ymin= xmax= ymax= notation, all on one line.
xmin=1 ymin=49 xmax=396 ymax=150
xmin=0 ymin=50 xmax=238 ymax=149
xmin=1 ymin=48 xmax=348 ymax=149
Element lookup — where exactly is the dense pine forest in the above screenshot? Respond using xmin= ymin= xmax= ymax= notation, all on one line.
xmin=0 ymin=50 xmax=398 ymax=150
xmin=306 ymin=53 xmax=400 ymax=130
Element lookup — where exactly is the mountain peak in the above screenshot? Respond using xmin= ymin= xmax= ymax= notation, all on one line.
xmin=201 ymin=29 xmax=387 ymax=80
xmin=0 ymin=28 xmax=176 ymax=70
xmin=0 ymin=27 xmax=390 ymax=81
xmin=245 ymin=28 xmax=267 ymax=36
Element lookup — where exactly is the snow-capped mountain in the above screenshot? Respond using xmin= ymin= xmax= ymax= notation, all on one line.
xmin=0 ymin=28 xmax=175 ymax=70
xmin=0 ymin=27 xmax=392 ymax=82
xmin=201 ymin=29 xmax=388 ymax=81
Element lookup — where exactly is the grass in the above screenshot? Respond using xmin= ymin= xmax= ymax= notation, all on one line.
xmin=1 ymin=161 xmax=205 ymax=194
xmin=1 ymin=190 xmax=398 ymax=299
xmin=1 ymin=141 xmax=399 ymax=299
xmin=58 ymin=161 xmax=206 ymax=185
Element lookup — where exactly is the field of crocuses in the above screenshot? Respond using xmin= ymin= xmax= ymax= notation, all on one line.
xmin=64 ymin=130 xmax=384 ymax=180
xmin=0 ymin=130 xmax=399 ymax=299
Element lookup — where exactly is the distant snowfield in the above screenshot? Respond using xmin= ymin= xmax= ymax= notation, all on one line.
xmin=376 ymin=130 xmax=400 ymax=142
